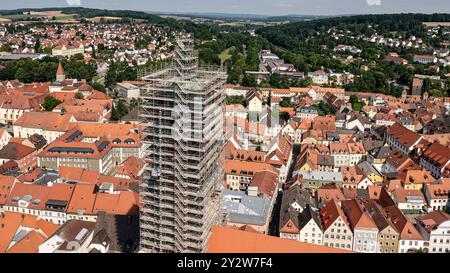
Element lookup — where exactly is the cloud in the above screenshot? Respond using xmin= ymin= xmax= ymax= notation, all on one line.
xmin=279 ymin=3 xmax=294 ymax=8
xmin=366 ymin=0 xmax=382 ymax=6
xmin=66 ymin=0 xmax=82 ymax=6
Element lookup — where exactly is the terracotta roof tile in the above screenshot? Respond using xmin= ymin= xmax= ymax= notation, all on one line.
xmin=208 ymin=226 xmax=350 ymax=253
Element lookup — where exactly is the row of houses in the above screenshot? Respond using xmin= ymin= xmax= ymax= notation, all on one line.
xmin=280 ymin=183 xmax=450 ymax=253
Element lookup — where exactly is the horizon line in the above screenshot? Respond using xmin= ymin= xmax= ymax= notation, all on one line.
xmin=0 ymin=6 xmax=449 ymax=18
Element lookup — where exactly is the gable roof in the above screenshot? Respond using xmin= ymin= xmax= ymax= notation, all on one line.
xmin=341 ymin=199 xmax=378 ymax=230
xmin=249 ymin=170 xmax=278 ymax=198
xmin=383 ymin=205 xmax=423 ymax=240
xmin=317 ymin=183 xmax=346 ymax=204
xmin=0 ymin=142 xmax=36 ymax=160
xmin=418 ymin=211 xmax=450 ymax=233
xmin=319 ymin=200 xmax=349 ymax=231
xmin=363 ymin=199 xmax=399 ymax=233
xmin=387 ymin=122 xmax=422 ymax=149
xmin=14 ymin=112 xmax=75 ymax=131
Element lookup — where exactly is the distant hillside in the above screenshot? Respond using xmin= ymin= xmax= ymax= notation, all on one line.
xmin=257 ymin=13 xmax=450 ymax=51
xmin=150 ymin=12 xmax=269 ymax=21
xmin=0 ymin=7 xmax=171 ymax=25
xmin=150 ymin=11 xmax=328 ymax=23
xmin=264 ymin=15 xmax=331 ymax=22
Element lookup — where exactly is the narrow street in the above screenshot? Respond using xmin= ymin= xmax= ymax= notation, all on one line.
xmin=267 ymin=144 xmax=301 ymax=236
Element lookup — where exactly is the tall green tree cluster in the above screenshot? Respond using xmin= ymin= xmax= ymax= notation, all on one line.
xmin=0 ymin=56 xmax=97 ymax=83
xmin=105 ymin=61 xmax=137 ymax=88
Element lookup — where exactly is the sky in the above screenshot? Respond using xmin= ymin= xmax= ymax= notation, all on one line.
xmin=1 ymin=0 xmax=449 ymax=16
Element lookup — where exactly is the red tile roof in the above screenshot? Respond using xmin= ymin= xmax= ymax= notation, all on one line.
xmin=249 ymin=170 xmax=278 ymax=198
xmin=14 ymin=112 xmax=75 ymax=131
xmin=341 ymin=199 xmax=378 ymax=230
xmin=320 ymin=200 xmax=349 ymax=231
xmin=207 ymin=226 xmax=351 ymax=253
xmin=387 ymin=122 xmax=422 ymax=149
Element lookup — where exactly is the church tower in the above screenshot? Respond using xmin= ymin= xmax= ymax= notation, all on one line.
xmin=56 ymin=62 xmax=65 ymax=82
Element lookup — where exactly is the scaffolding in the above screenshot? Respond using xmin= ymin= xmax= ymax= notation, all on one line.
xmin=139 ymin=33 xmax=227 ymax=253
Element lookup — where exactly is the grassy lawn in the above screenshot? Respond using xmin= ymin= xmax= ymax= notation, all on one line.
xmin=219 ymin=47 xmax=234 ymax=66
xmin=92 ymin=75 xmax=102 ymax=83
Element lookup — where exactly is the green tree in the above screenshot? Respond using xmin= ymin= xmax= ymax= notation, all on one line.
xmin=280 ymin=97 xmax=293 ymax=107
xmin=105 ymin=61 xmax=137 ymax=88
xmin=352 ymin=102 xmax=363 ymax=112
xmin=42 ymin=96 xmax=62 ymax=111
xmin=91 ymin=44 xmax=96 ymax=59
xmin=111 ymin=100 xmax=129 ymax=121
xmin=242 ymin=74 xmax=258 ymax=87
xmin=75 ymin=92 xmax=84 ymax=99
xmin=225 ymin=95 xmax=245 ymax=106
xmin=34 ymin=37 xmax=41 ymax=52
xmin=14 ymin=68 xmax=28 ymax=82
xmin=90 ymin=82 xmax=106 ymax=92
xmin=269 ymin=74 xmax=282 ymax=88
xmin=279 ymin=111 xmax=290 ymax=123
xmin=350 ymin=94 xmax=359 ymax=104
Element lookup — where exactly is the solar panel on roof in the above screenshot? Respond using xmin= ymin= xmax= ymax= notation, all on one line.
xmin=46 ymin=199 xmax=67 ymax=207
xmin=65 ymin=130 xmax=82 ymax=142
xmin=48 ymin=147 xmax=94 ymax=154
xmin=97 ymin=140 xmax=110 ymax=152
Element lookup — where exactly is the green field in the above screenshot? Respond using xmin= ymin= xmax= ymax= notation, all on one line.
xmin=55 ymin=15 xmax=76 ymax=20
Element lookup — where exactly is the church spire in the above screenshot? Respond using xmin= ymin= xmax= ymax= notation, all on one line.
xmin=56 ymin=61 xmax=65 ymax=82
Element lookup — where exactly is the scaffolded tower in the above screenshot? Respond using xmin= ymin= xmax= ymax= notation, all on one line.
xmin=139 ymin=33 xmax=227 ymax=253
